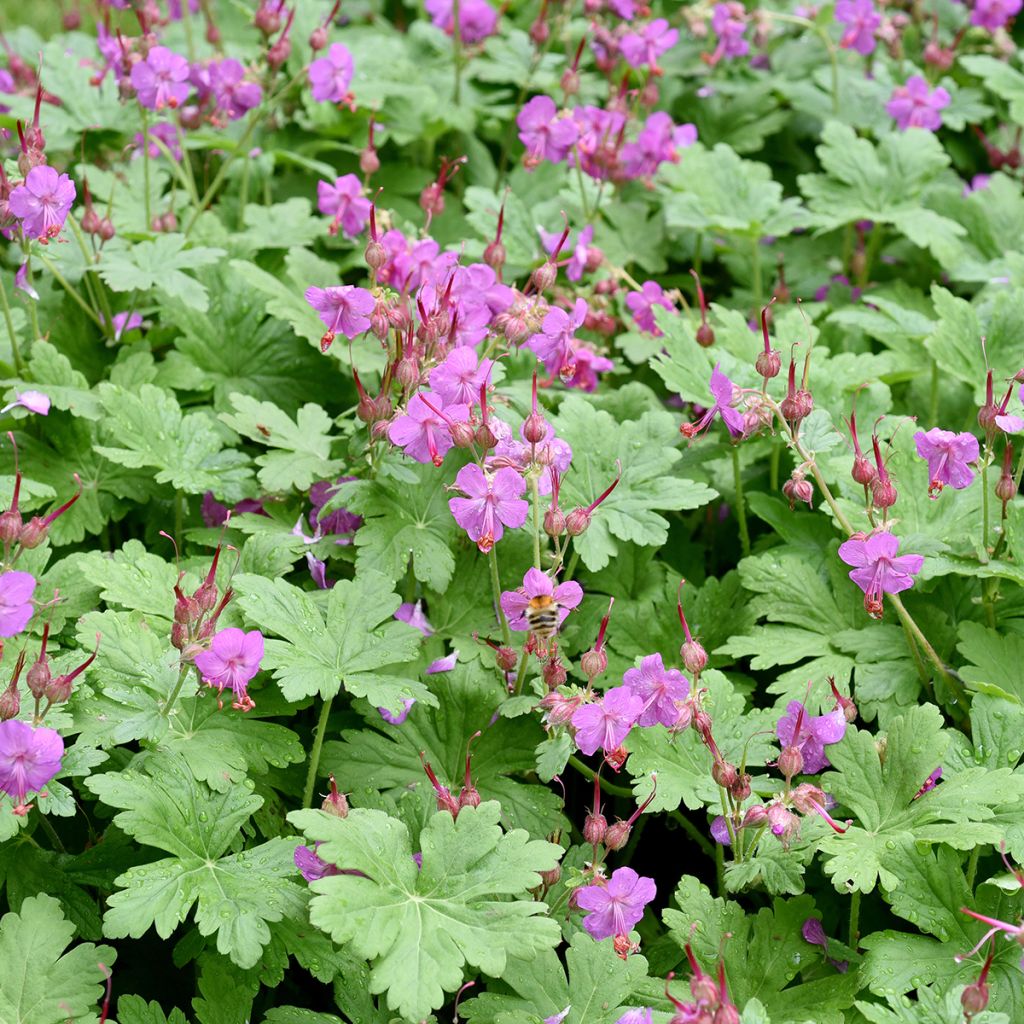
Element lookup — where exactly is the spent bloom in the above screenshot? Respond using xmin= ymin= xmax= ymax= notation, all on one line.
xmin=571 ymin=686 xmax=644 ymax=756
xmin=295 ymin=842 xmax=341 ymax=882
xmin=131 ymin=46 xmax=191 ymax=110
xmin=449 ymin=464 xmax=528 ymax=553
xmin=0 ymin=719 xmax=63 ymax=815
xmin=8 ymin=166 xmax=76 ymax=241
xmin=620 ymin=19 xmax=679 ymax=70
xmin=914 ymin=428 xmax=979 ymax=497
xmin=680 ymin=363 xmax=744 ymax=439
xmin=517 ymin=95 xmax=579 ymax=166
xmin=500 ymin=567 xmax=583 ymax=632
xmin=835 ymin=0 xmax=880 ymax=55
xmin=622 ymin=654 xmax=690 ymax=729
xmin=194 ymin=627 xmax=265 ymax=711
xmin=388 ymin=392 xmax=470 ymax=466
xmin=425 ymin=0 xmax=499 ymax=43
xmin=776 ymin=699 xmax=847 ymax=774
xmin=626 ymin=281 xmax=674 ymax=335
xmin=308 ymin=44 xmax=354 ymax=104
xmin=395 ymin=600 xmax=434 ymax=637
xmin=575 ymin=867 xmax=656 ymax=941
xmin=886 ymin=76 xmax=950 ymax=132
xmin=971 ymin=0 xmax=1023 ymax=30
xmin=305 ymin=285 xmax=375 ymax=351
xmin=0 ymin=571 xmax=35 ymax=637
xmin=1 ymin=391 xmax=50 ymax=416
xmin=317 ymin=174 xmax=371 ymax=238
xmin=838 ymin=531 xmax=924 ymax=619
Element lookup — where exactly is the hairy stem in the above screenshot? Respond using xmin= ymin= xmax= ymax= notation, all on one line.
xmin=162 ymin=662 xmax=193 ymax=718
xmin=848 ymin=890 xmax=861 ymax=949
xmin=732 ymin=446 xmax=751 ymax=557
xmin=489 ymin=546 xmax=511 ymax=646
xmin=0 ymin=276 xmax=24 ymax=376
xmin=568 ymin=755 xmax=634 ymax=797
xmin=303 ymin=696 xmax=334 ymax=809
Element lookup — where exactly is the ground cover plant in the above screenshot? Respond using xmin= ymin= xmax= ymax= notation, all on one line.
xmin=1 ymin=0 xmax=1024 ymax=1021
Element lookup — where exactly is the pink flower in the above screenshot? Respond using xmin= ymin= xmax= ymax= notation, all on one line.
xmin=575 ymin=867 xmax=656 ymax=941
xmin=623 ymin=654 xmax=689 ymax=728
xmin=622 ymin=113 xmax=697 ymax=180
xmin=563 ymin=344 xmax=613 ymax=393
xmin=571 ymin=686 xmax=644 ymax=756
xmin=308 ymin=44 xmax=354 ymax=103
xmin=103 ymin=311 xmax=144 ymax=341
xmin=0 ymin=571 xmax=35 ymax=637
xmin=1 ymin=391 xmax=49 ymax=416
xmin=500 ymin=567 xmax=583 ymax=632
xmin=131 ymin=121 xmax=182 ymax=161
xmin=835 ymin=0 xmax=880 ymax=55
xmin=395 ymin=601 xmax=433 ymax=636
xmin=681 ymin=363 xmax=744 ymax=439
xmin=387 ymin=391 xmax=469 ymax=466
xmin=517 ymin=95 xmax=579 ymax=165
xmin=837 ymin=531 xmax=924 ymax=619
xmin=305 ymin=285 xmax=375 ymax=350
xmin=709 ymin=3 xmax=750 ymax=63
xmin=0 ymin=720 xmax=63 ymax=815
xmin=14 ymin=263 xmax=38 ymax=301
xmin=130 ymin=46 xmax=191 ymax=110
xmin=913 ymin=428 xmax=979 ymax=497
xmin=379 ymin=697 xmax=417 ymax=724
xmin=527 ymin=298 xmax=588 ymax=379
xmin=620 ymin=19 xmax=679 ymax=69
xmin=426 ymin=651 xmax=458 ymax=674
xmin=615 ymin=1011 xmax=653 ymax=1024
xmin=448 ymin=464 xmax=528 ymax=553
xmin=886 ymin=76 xmax=950 ymax=132
xmin=971 ymin=0 xmax=1023 ymax=30
xmin=295 ymin=842 xmax=341 ymax=882
xmin=776 ymin=701 xmax=847 ymax=774
xmin=317 ymin=174 xmax=371 ymax=239
xmin=486 ymin=418 xmax=572 ymax=496
xmin=210 ymin=58 xmax=262 ymax=120
xmin=194 ymin=627 xmax=264 ymax=711
xmin=425 ymin=0 xmax=498 ymax=43
xmin=429 ymin=347 xmax=493 ymax=407
xmin=8 ymin=166 xmax=76 ymax=241
xmin=626 ymin=281 xmax=674 ymax=335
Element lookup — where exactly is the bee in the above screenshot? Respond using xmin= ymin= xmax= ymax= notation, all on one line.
xmin=525 ymin=593 xmax=562 ymax=641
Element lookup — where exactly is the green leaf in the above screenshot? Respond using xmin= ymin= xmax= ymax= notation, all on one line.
xmin=856 ymin=986 xmax=1010 ymax=1024
xmin=94 ymin=384 xmax=253 ymax=500
xmin=961 ymin=55 xmax=1024 ymax=124
xmin=219 ymin=394 xmax=342 ymax=492
xmin=957 ymin=621 xmax=1024 ymax=703
xmin=323 ymin=662 xmax=568 ymax=838
xmin=97 ymin=235 xmax=225 ymax=312
xmin=5 ymin=341 xmax=102 ymax=420
xmin=235 ymin=570 xmax=434 ymax=710
xmin=288 ymin=802 xmax=562 ymax=1022
xmin=74 ymin=541 xmax=178 ymax=619
xmin=460 ymin=931 xmax=650 ymax=1024
xmin=116 ymin=996 xmax=191 ymax=1024
xmin=337 ymin=462 xmax=460 ymax=591
xmin=554 ymin=396 xmax=717 ymax=571
xmin=229 ymin=259 xmax=326 ymax=349
xmin=0 ymin=893 xmax=116 ymax=1024
xmin=237 ymin=199 xmax=323 ymax=252
xmin=86 ymin=753 xmax=306 ymax=968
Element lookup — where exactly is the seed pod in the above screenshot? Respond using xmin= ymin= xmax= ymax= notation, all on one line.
xmin=603 ymin=820 xmax=631 ymax=851
xmin=778 ymin=745 xmax=804 ymax=780
xmin=583 ymin=812 xmax=607 ymax=846
xmin=564 ymin=507 xmax=590 ymax=536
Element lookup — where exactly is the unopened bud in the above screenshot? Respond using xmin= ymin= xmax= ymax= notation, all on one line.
xmin=450 ymin=421 xmax=476 ymax=449
xmin=730 ymin=772 xmax=751 ymax=801
xmin=564 ymin=507 xmax=590 ymax=536
xmin=495 ymin=646 xmax=518 ymax=673
xmin=267 ymin=37 xmax=292 ymax=69
xmin=961 ymin=979 xmax=989 ymax=1019
xmin=529 ymin=17 xmax=550 ymax=46
xmin=394 ymin=355 xmax=419 ymax=389
xmin=681 ymin=639 xmax=708 ymax=676
xmin=691 ymin=972 xmax=719 ymax=1006
xmin=522 ymin=412 xmax=546 ymax=444
xmin=322 ymin=775 xmax=349 ymax=817
xmin=713 ymin=1005 xmax=740 ymax=1024
xmin=696 ymin=322 xmax=716 ymax=348
xmin=692 ymin=707 xmax=712 ymax=736
xmin=996 ymin=471 xmax=1017 ymax=504
xmin=560 ymin=68 xmax=580 ymax=96
xmin=780 ymin=389 xmax=813 ymax=425
xmin=309 ymin=25 xmax=329 ymax=50
xmin=711 ymin=759 xmax=738 ymax=789
xmin=365 ymin=240 xmax=387 ymax=271
xmin=544 ymin=506 xmax=566 ymax=537
xmin=531 ymin=261 xmax=557 ymax=293
xmin=782 ymin=474 xmax=813 ymax=510
xmin=359 ymin=146 xmax=380 ymax=176
xmin=458 ymin=783 xmax=481 ymax=809
xmin=851 ymin=455 xmax=876 ymax=486
xmin=778 ymin=744 xmax=804 ymax=780
xmin=475 ymin=422 xmax=497 ymax=450
xmin=756 ymin=347 xmax=780 ymax=378
xmin=18 ymin=517 xmax=49 ymax=549
xmin=0 ymin=509 xmax=23 ymax=546
xmin=583 ymin=812 xmax=607 ymax=846
xmin=539 ymin=863 xmax=561 ymax=888
xmin=871 ymin=477 xmax=898 ymax=509
xmin=0 ymin=683 xmax=18 ymax=720
xmin=483 ymin=239 xmax=506 ymax=276
xmin=542 ymin=657 xmax=567 ymax=689
xmin=742 ymin=804 xmax=768 ymax=829
xmin=82 ymin=208 xmax=103 ymax=235
xmin=98 ymin=218 xmax=116 ymax=241
xmin=603 ymin=820 xmax=631 ymax=851
xmin=171 ymin=621 xmax=188 ymax=649
xmin=580 ymin=646 xmax=607 ymax=680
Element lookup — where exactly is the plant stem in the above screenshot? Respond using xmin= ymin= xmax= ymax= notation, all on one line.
xmin=732 ymin=446 xmax=751 ymax=557
xmin=888 ymin=592 xmax=964 ymax=702
xmin=568 ymin=755 xmax=634 ymax=797
xmin=848 ymin=890 xmax=861 ymax=949
xmin=530 ymin=475 xmax=542 ymax=570
xmin=452 ymin=0 xmax=463 ymax=105
xmin=36 ymin=254 xmax=104 ymax=328
xmin=769 ymin=442 xmax=780 ymax=493
xmin=488 ymin=547 xmax=511 ymax=646
xmin=564 ymin=548 xmax=580 ymax=581
xmin=896 ymin=606 xmax=932 ymax=699
xmin=514 ymin=648 xmax=529 ymax=695
xmin=981 ymin=462 xmax=991 ymax=565
xmin=0 ymin=276 xmax=23 ymax=375
xmin=36 ymin=813 xmax=66 ymax=854
xmin=303 ymin=696 xmax=334 ymax=809
xmin=142 ymin=108 xmax=152 ymax=231
xmin=929 ymin=360 xmax=939 ymax=426
xmin=750 ymin=237 xmax=763 ymax=309
xmin=668 ymin=809 xmax=715 ymax=858
xmin=715 ymin=842 xmax=725 ymax=897
xmin=162 ymin=663 xmax=192 ymax=718
xmin=174 ymin=490 xmax=185 ymax=551
xmin=183 ymin=114 xmax=261 ymax=236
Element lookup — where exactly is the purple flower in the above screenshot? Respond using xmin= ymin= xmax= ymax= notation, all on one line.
xmin=305 ymin=285 xmax=375 ymax=350
xmin=429 ymin=347 xmax=493 ymax=407
xmin=426 ymin=651 xmax=458 ymax=674
xmin=837 ymin=532 xmax=924 ymax=619
xmin=913 ymin=428 xmax=979 ymax=497
xmin=8 ymin=166 xmax=76 ymax=241
xmin=527 ymin=298 xmax=588 ymax=380
xmin=387 ymin=392 xmax=469 ymax=466
xmin=425 ymin=0 xmax=499 ymax=43
xmin=971 ymin=0 xmax=1022 ymax=30
xmin=776 ymin=701 xmax=847 ymax=774
xmin=317 ymin=174 xmax=371 ymax=239
xmin=620 ymin=19 xmax=678 ymax=69
xmin=615 ymin=1012 xmax=653 ymax=1024
xmin=395 ymin=601 xmax=434 ymax=636
xmin=309 ymin=478 xmax=361 ymax=538
xmin=517 ymin=95 xmax=579 ymax=166
xmin=448 ymin=464 xmax=528 ymax=553
xmin=132 ymin=121 xmax=182 ymax=161
xmin=622 ymin=113 xmax=697 ymax=180
xmin=1 ymin=391 xmax=49 ymax=416
xmin=886 ymin=76 xmax=950 ymax=132
xmin=194 ymin=628 xmax=264 ymax=711
xmin=564 ymin=345 xmax=613 ymax=393
xmin=623 ymin=654 xmax=690 ymax=728
xmin=801 ymin=918 xmax=849 ymax=972
xmin=835 ymin=0 xmax=880 ymax=55
xmin=130 ymin=46 xmax=191 ymax=110
xmin=571 ymin=686 xmax=644 ymax=756
xmin=710 ymin=815 xmax=732 ymax=845
xmin=964 ymin=173 xmax=992 ymax=196
xmin=681 ymin=364 xmax=744 ymax=439
xmin=0 ymin=571 xmax=35 ymax=637
xmin=379 ymin=697 xmax=417 ymax=725
xmin=914 ymin=765 xmax=943 ymax=799
xmin=105 ymin=311 xmax=144 ymax=341
xmin=500 ymin=567 xmax=583 ymax=633
xmin=575 ymin=867 xmax=656 ymax=940
xmin=307 ymin=553 xmax=333 ymax=590
xmin=709 ymin=3 xmax=750 ymax=63
xmin=210 ymin=59 xmax=262 ymax=120
xmin=14 ymin=263 xmax=38 ymax=301
xmin=309 ymin=44 xmax=354 ymax=104
xmin=0 ymin=720 xmax=63 ymax=815
xmin=295 ymin=842 xmax=341 ymax=882
xmin=564 ymin=225 xmax=595 ymax=283
xmin=626 ymin=281 xmax=674 ymax=335
xmin=543 ymin=1009 xmax=571 ymax=1024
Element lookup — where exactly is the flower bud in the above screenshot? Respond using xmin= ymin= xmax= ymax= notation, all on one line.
xmin=564 ymin=507 xmax=590 ymax=536
xmin=495 ymin=646 xmax=518 ymax=673
xmin=82 ymin=207 xmax=103 ymax=235
xmin=18 ymin=517 xmax=49 ymax=549
xmin=790 ymin=782 xmax=825 ymax=815
xmin=580 ymin=646 xmax=607 ymax=680
xmin=540 ymin=690 xmax=580 ymax=725
xmin=450 ymin=421 xmax=476 ymax=449
xmin=782 ymin=474 xmax=813 ymax=510
xmin=394 ymin=354 xmax=419 ymax=389
xmin=996 ymin=470 xmax=1017 ymax=504
xmin=742 ymin=804 xmax=768 ymax=829
xmin=254 ymin=3 xmax=281 ymax=34
xmin=603 ymin=820 xmax=631 ymax=851
xmin=690 ymin=971 xmax=719 ymax=1006
xmin=171 ymin=621 xmax=188 ymax=649
xmin=542 ymin=657 xmax=567 ymax=689
xmin=359 ymin=146 xmax=380 ymax=176
xmin=458 ymin=783 xmax=481 ymax=809
xmin=851 ymin=455 xmax=876 ymax=486
xmin=365 ymin=239 xmax=387 ymax=271
xmin=0 ymin=508 xmax=23 ymax=546
xmin=730 ymin=772 xmax=751 ymax=801
xmin=544 ymin=506 xmax=566 ymax=537
xmin=560 ymin=68 xmax=580 ymax=97
xmin=25 ymin=658 xmax=50 ymax=701
xmin=778 ymin=744 xmax=804 ymax=780
xmin=267 ymin=36 xmax=292 ymax=69
xmin=871 ymin=476 xmax=898 ymax=510
xmin=755 ymin=348 xmax=780 ymax=378
xmin=98 ymin=218 xmax=116 ymax=241
xmin=692 ymin=707 xmax=712 ymax=736
xmin=0 ymin=682 xmax=18 ymax=720
xmin=531 ymin=261 xmax=557 ymax=293
xmin=681 ymin=639 xmax=708 ymax=676
xmin=961 ymin=980 xmax=989 ymax=1020
xmin=483 ymin=239 xmax=506 ymax=277
xmin=529 ymin=16 xmax=549 ymax=45
xmin=766 ymin=802 xmax=799 ymax=844
xmin=539 ymin=863 xmax=561 ymax=888
xmin=713 ymin=1005 xmax=740 ymax=1024
xmin=309 ymin=25 xmax=329 ymax=50
xmin=711 ymin=759 xmax=738 ymax=789
xmin=583 ymin=812 xmax=607 ymax=846
xmin=322 ymin=775 xmax=349 ymax=817
xmin=522 ymin=412 xmax=546 ymax=444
